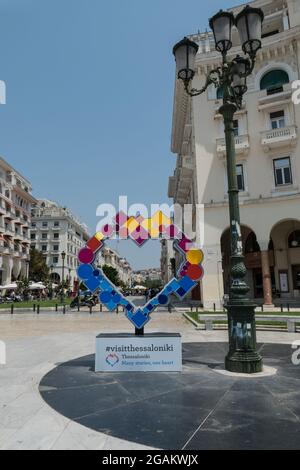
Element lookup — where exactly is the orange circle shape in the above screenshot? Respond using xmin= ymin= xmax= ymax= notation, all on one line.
xmin=186 ymin=249 xmax=204 ymax=265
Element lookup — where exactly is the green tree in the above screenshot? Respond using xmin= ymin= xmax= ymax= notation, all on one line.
xmin=16 ymin=278 xmax=30 ymax=299
xmin=102 ymin=265 xmax=120 ymax=287
xmin=145 ymin=279 xmax=162 ymax=289
xmin=29 ymin=248 xmax=49 ymax=282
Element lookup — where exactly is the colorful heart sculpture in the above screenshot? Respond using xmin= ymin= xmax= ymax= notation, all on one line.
xmin=77 ymin=211 xmax=204 ymax=330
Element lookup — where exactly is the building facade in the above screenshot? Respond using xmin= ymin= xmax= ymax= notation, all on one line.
xmin=169 ymin=0 xmax=300 ymax=308
xmin=0 ymin=157 xmax=36 ymax=285
xmin=132 ymin=268 xmax=162 ymax=287
xmin=100 ymin=246 xmax=133 ymax=287
xmin=30 ymin=200 xmax=89 ymax=286
xmin=160 ymin=240 xmax=175 ymax=285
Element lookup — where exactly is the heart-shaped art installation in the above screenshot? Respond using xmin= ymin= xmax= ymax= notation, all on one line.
xmin=77 ymin=211 xmax=204 ymax=330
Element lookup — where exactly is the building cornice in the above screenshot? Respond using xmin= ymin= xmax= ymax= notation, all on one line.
xmin=171 ymin=79 xmax=189 ymax=154
xmin=194 ymin=27 xmax=300 ymax=72
xmin=12 ymin=185 xmax=38 ymax=205
xmin=0 ymin=156 xmax=33 ymax=190
xmin=204 ymin=192 xmax=300 ymax=209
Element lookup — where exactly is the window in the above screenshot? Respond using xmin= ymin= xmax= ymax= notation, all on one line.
xmin=53 ymin=244 xmax=59 ymax=251
xmin=288 ymin=231 xmax=300 ymax=248
xmin=53 ymin=256 xmax=59 ymax=264
xmin=54 ymin=221 xmax=60 ymax=227
xmin=42 ymin=222 xmax=48 ymax=227
xmin=270 ymin=110 xmax=285 ymax=129
xmin=42 ymin=233 xmax=48 ymax=239
xmin=245 ymin=232 xmax=261 ymax=254
xmin=217 ymin=86 xmax=224 ymax=99
xmin=273 ymin=157 xmax=292 ymax=186
xmin=292 ymin=265 xmax=300 ymax=290
xmin=236 ymin=165 xmax=245 ymax=191
xmin=233 ymin=120 xmax=239 ymax=137
xmin=53 ymin=233 xmax=59 ymax=239
xmin=41 ymin=245 xmax=47 ymax=252
xmin=260 ymin=70 xmax=289 ymax=95
xmin=30 ymin=233 xmax=36 ymax=240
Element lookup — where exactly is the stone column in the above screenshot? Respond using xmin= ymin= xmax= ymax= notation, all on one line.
xmin=202 ymin=245 xmax=224 ymax=310
xmin=261 ymin=250 xmax=273 ymax=306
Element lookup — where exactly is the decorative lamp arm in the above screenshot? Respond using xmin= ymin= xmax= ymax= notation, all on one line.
xmin=183 ymin=68 xmax=221 ymax=97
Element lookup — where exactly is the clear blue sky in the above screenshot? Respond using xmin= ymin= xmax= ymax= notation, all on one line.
xmin=0 ymin=0 xmax=242 ymax=270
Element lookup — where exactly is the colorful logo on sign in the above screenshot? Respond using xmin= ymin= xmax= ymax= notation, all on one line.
xmin=77 ymin=211 xmax=204 ymax=330
xmin=106 ymin=354 xmax=120 ymax=367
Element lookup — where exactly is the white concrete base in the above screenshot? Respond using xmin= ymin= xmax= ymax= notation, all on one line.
xmin=213 ymin=365 xmax=277 ymax=378
xmin=263 ymin=305 xmax=275 ymax=310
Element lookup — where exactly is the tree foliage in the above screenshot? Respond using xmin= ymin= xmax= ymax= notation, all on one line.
xmin=29 ymin=248 xmax=49 ymax=282
xmin=102 ymin=265 xmax=121 ymax=287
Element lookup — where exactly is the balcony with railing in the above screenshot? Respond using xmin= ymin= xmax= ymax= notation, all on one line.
xmin=2 ymin=242 xmax=11 ymax=254
xmin=4 ymin=207 xmax=15 ymax=220
xmin=4 ymin=224 xmax=14 ymax=236
xmin=0 ymin=199 xmax=6 ymax=214
xmin=14 ymin=229 xmax=23 ymax=241
xmin=261 ymin=125 xmax=297 ymax=151
xmin=216 ymin=134 xmax=250 ymax=159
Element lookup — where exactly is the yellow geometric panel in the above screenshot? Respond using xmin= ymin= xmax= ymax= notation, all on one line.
xmin=125 ymin=217 xmax=140 ymax=233
xmin=151 ymin=211 xmax=172 ymax=227
xmin=95 ymin=232 xmax=105 ymax=241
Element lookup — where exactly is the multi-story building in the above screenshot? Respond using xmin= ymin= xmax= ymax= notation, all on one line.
xmin=161 ymin=239 xmax=175 ymax=285
xmin=30 ymin=200 xmax=89 ymax=286
xmin=169 ymin=0 xmax=300 ymax=308
xmin=132 ymin=271 xmax=147 ymax=286
xmin=132 ymin=268 xmax=162 ymax=286
xmin=100 ymin=246 xmax=132 ymax=286
xmin=0 ymin=157 xmax=37 ymax=285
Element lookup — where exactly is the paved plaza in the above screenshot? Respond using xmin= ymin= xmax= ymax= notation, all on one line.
xmin=0 ymin=309 xmax=300 ymax=450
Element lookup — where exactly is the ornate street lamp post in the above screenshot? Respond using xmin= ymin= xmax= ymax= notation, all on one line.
xmin=49 ymin=264 xmax=54 ymax=299
xmin=61 ymin=251 xmax=66 ymax=304
xmin=173 ymin=6 xmax=264 ymax=373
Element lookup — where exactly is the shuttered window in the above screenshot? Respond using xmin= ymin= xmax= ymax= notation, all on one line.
xmin=260 ymin=70 xmax=289 ymax=95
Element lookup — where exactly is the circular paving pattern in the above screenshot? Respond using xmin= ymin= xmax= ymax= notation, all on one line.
xmin=39 ymin=342 xmax=300 ymax=450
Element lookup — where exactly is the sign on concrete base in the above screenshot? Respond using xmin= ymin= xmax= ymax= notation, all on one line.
xmin=95 ymin=333 xmax=182 ymax=372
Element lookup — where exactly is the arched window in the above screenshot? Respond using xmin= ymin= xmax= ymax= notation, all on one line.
xmin=288 ymin=230 xmax=300 ymax=248
xmin=260 ymin=69 xmax=289 ymax=95
xmin=245 ymin=232 xmax=261 ymax=254
xmin=217 ymin=86 xmax=224 ymax=99
xmin=51 ymin=272 xmax=61 ymax=283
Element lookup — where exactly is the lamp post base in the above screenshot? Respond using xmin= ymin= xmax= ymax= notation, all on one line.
xmin=225 ymin=302 xmax=263 ymax=374
xmin=225 ymin=351 xmax=263 ymax=374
